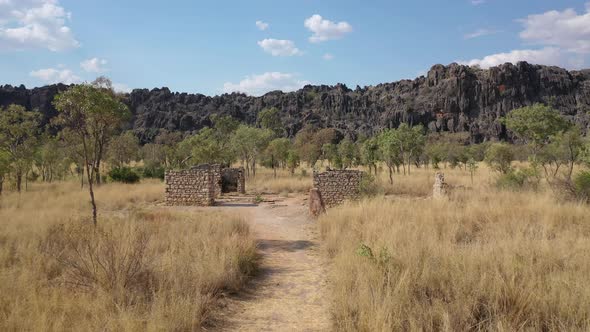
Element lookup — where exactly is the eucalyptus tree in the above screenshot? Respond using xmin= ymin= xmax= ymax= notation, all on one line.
xmin=53 ymin=83 xmax=130 ymax=226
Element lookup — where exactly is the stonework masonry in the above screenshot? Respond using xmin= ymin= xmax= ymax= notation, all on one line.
xmin=221 ymin=167 xmax=246 ymax=194
xmin=165 ymin=164 xmax=247 ymax=206
xmin=313 ymin=169 xmax=365 ymax=208
xmin=165 ymin=166 xmax=217 ymax=206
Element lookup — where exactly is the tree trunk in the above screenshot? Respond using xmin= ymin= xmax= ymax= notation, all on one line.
xmin=388 ymin=166 xmax=393 ymax=184
xmin=16 ymin=171 xmax=22 ymax=193
xmin=0 ymin=176 xmax=3 ymax=195
xmin=86 ymin=165 xmax=98 ymax=226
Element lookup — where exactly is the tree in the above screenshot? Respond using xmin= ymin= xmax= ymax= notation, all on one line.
xmin=361 ymin=137 xmax=380 ymax=174
xmin=394 ymin=123 xmax=426 ymax=175
xmin=0 ymin=151 xmax=10 ymax=195
xmin=338 ymin=138 xmax=358 ymax=169
xmin=467 ymin=158 xmax=478 ymax=185
xmin=286 ymin=149 xmax=300 ymax=175
xmin=53 ymin=83 xmax=130 ymax=226
xmin=377 ymin=130 xmax=402 ymax=184
xmin=36 ymin=136 xmax=68 ymax=182
xmin=485 ymin=143 xmax=514 ymax=174
xmin=0 ymin=104 xmax=40 ymax=192
xmin=322 ymin=143 xmax=341 ymax=169
xmin=265 ymin=138 xmax=291 ymax=177
xmin=503 ymin=104 xmax=570 ymax=161
xmin=294 ymin=126 xmax=338 ymax=168
xmin=231 ymin=125 xmax=273 ymax=176
xmin=107 ymin=131 xmax=140 ymax=168
xmin=257 ymin=107 xmax=283 ymax=136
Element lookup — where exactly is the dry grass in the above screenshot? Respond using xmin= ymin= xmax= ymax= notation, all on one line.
xmin=246 ymin=167 xmax=313 ymax=194
xmin=319 ymin=165 xmax=590 ymax=331
xmin=0 ymin=180 xmax=257 ymax=331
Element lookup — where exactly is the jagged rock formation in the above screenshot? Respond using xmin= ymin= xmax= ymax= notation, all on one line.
xmin=2 ymin=62 xmax=589 ymax=143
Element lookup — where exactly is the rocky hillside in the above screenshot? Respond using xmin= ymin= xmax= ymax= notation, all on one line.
xmin=2 ymin=62 xmax=589 ymax=143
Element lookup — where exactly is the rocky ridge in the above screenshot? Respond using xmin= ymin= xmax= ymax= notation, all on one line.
xmin=1 ymin=62 xmax=589 ymax=143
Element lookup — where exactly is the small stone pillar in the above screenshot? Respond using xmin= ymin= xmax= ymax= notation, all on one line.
xmin=433 ymin=172 xmax=449 ymax=200
xmin=309 ymin=188 xmax=326 ymax=217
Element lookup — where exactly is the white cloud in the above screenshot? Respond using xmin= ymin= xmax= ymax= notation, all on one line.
xmin=257 ymin=38 xmax=302 ymax=56
xmin=0 ymin=0 xmax=79 ymax=51
xmin=519 ymin=4 xmax=590 ymax=54
xmin=323 ymin=53 xmax=334 ymax=60
xmin=458 ymin=47 xmax=564 ymax=68
xmin=460 ymin=3 xmax=590 ymax=69
xmin=223 ymin=72 xmax=310 ymax=96
xmin=255 ymin=20 xmax=269 ymax=31
xmin=464 ymin=28 xmax=498 ymax=39
xmin=471 ymin=0 xmax=486 ymax=5
xmin=30 ymin=67 xmax=80 ymax=84
xmin=80 ymin=57 xmax=108 ymax=73
xmin=304 ymin=14 xmax=352 ymax=43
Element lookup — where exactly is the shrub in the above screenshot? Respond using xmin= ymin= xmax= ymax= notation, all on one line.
xmin=485 ymin=143 xmax=514 ymax=174
xmin=573 ymin=171 xmax=590 ymax=202
xmin=359 ymin=173 xmax=380 ymax=197
xmin=108 ymin=167 xmax=140 ymax=184
xmin=495 ymin=167 xmax=538 ymax=191
xmin=141 ymin=166 xmax=165 ymax=180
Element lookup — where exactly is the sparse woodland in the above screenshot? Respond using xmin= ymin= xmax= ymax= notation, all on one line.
xmin=1 ymin=80 xmax=590 ymax=330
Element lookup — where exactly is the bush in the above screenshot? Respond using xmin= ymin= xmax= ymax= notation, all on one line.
xmin=359 ymin=173 xmax=380 ymax=197
xmin=496 ymin=167 xmax=538 ymax=191
xmin=573 ymin=171 xmax=590 ymax=202
xmin=141 ymin=166 xmax=165 ymax=180
xmin=108 ymin=167 xmax=141 ymax=184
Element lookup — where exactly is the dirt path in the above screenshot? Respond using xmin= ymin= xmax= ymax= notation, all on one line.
xmin=214 ymin=195 xmax=331 ymax=331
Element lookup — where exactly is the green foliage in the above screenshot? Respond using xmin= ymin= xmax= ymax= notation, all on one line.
xmin=108 ymin=167 xmax=141 ymax=184
xmin=485 ymin=143 xmax=514 ymax=174
xmin=503 ymin=103 xmax=570 ymax=158
xmin=231 ymin=125 xmax=273 ymax=176
xmin=257 ymin=107 xmax=283 ymax=136
xmin=295 ymin=126 xmax=338 ymax=167
xmin=573 ymin=171 xmax=590 ymax=202
xmin=108 ymin=131 xmax=140 ymax=168
xmin=0 ymin=104 xmax=40 ymax=191
xmin=360 ymin=137 xmax=380 ymax=173
xmin=264 ymin=138 xmax=292 ymax=169
xmin=286 ymin=149 xmax=300 ymax=175
xmin=359 ymin=173 xmax=379 ymax=197
xmin=338 ymin=138 xmax=358 ymax=169
xmin=139 ymin=166 xmax=165 ymax=180
xmin=496 ymin=167 xmax=539 ymax=191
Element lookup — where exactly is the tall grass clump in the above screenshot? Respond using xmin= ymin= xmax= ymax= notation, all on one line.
xmin=320 ymin=190 xmax=590 ymax=331
xmin=0 ymin=181 xmax=257 ymax=331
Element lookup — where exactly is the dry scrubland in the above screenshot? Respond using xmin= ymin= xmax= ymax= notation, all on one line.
xmin=320 ymin=165 xmax=590 ymax=331
xmin=0 ymin=180 xmax=257 ymax=331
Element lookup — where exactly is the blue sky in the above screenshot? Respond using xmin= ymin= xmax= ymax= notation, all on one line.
xmin=0 ymin=0 xmax=588 ymax=95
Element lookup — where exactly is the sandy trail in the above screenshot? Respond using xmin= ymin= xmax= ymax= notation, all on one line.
xmin=213 ymin=195 xmax=331 ymax=331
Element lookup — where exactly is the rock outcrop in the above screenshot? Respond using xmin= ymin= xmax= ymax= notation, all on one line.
xmin=2 ymin=62 xmax=589 ymax=142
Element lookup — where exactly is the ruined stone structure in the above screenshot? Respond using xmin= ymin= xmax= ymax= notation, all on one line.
xmin=221 ymin=167 xmax=246 ymax=194
xmin=312 ymin=169 xmax=365 ymax=209
xmin=165 ymin=164 xmax=245 ymax=206
xmin=433 ymin=172 xmax=449 ymax=200
xmin=165 ymin=165 xmax=218 ymax=206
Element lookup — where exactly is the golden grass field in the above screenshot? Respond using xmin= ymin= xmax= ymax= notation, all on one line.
xmin=1 ymin=163 xmax=590 ymax=331
xmin=320 ymin=165 xmax=590 ymax=331
xmin=0 ymin=180 xmax=257 ymax=331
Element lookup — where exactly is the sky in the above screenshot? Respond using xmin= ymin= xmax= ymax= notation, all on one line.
xmin=0 ymin=0 xmax=588 ymax=96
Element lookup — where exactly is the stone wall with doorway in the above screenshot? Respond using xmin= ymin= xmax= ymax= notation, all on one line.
xmin=221 ymin=167 xmax=246 ymax=194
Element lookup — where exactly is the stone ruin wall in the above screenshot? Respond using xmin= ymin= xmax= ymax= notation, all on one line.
xmin=165 ymin=164 xmax=246 ymax=206
xmin=313 ymin=170 xmax=364 ymax=208
xmin=165 ymin=166 xmax=218 ymax=206
xmin=221 ymin=167 xmax=246 ymax=194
